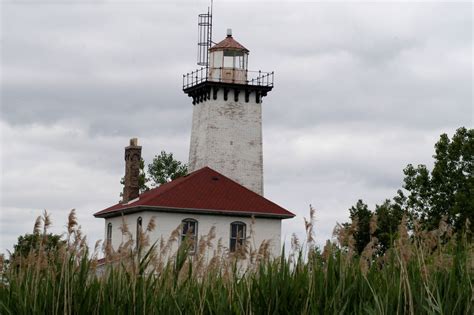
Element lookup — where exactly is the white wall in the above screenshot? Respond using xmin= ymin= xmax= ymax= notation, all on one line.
xmin=188 ymin=88 xmax=264 ymax=195
xmin=104 ymin=211 xmax=281 ymax=257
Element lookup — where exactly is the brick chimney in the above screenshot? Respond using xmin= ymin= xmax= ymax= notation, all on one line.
xmin=122 ymin=138 xmax=142 ymax=203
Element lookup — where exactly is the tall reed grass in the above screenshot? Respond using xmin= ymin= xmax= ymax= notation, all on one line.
xmin=0 ymin=209 xmax=472 ymax=314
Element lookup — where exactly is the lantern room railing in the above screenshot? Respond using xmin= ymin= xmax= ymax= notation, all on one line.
xmin=182 ymin=67 xmax=274 ymax=90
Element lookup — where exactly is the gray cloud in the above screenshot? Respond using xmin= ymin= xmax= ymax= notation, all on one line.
xmin=1 ymin=1 xmax=472 ymax=253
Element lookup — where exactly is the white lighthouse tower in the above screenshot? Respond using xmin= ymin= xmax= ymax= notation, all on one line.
xmin=183 ymin=18 xmax=273 ymax=196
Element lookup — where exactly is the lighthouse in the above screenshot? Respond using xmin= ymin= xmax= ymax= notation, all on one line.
xmin=183 ymin=29 xmax=274 ymax=195
xmin=94 ymin=12 xmax=294 ymax=258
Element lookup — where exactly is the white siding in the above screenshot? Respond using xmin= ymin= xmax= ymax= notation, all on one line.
xmin=188 ymin=89 xmax=264 ymax=195
xmin=104 ymin=211 xmax=281 ymax=257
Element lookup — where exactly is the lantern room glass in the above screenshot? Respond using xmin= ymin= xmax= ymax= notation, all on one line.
xmin=222 ymin=50 xmax=247 ymax=69
xmin=208 ymin=48 xmax=249 ymax=83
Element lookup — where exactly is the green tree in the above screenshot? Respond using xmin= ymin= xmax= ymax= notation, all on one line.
xmin=403 ymin=127 xmax=473 ymax=237
xmin=374 ymin=196 xmax=405 ymax=252
xmin=345 ymin=127 xmax=473 ymax=253
xmin=348 ymin=200 xmax=372 ymax=254
xmin=11 ymin=233 xmax=64 ymax=260
xmin=148 ymin=151 xmax=188 ymax=186
xmin=344 ymin=196 xmax=406 ymax=255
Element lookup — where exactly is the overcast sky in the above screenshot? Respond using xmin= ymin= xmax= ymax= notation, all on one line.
xmin=1 ymin=0 xmax=472 ymax=254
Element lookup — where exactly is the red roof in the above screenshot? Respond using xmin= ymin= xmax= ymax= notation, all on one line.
xmin=94 ymin=167 xmax=294 ymax=219
xmin=209 ymin=35 xmax=249 ymax=53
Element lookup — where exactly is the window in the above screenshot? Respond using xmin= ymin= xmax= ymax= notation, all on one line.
xmin=106 ymin=223 xmax=112 ymax=246
xmin=223 ymin=51 xmax=234 ymax=68
xmin=223 ymin=50 xmax=246 ymax=69
xmin=181 ymin=219 xmax=198 ymax=253
xmin=230 ymin=222 xmax=246 ymax=252
xmin=136 ymin=217 xmax=143 ymax=248
xmin=236 ymin=54 xmax=245 ymax=69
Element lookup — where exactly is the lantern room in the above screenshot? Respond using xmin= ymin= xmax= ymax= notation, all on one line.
xmin=208 ymin=29 xmax=249 ymax=84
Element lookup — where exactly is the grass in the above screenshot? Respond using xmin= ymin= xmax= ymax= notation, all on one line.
xmin=0 ymin=209 xmax=472 ymax=314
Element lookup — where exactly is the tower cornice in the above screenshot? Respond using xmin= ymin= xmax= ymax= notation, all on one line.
xmin=183 ymin=80 xmax=273 ymax=105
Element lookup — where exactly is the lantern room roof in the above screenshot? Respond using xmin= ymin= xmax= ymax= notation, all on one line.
xmin=209 ymin=35 xmax=249 ymax=53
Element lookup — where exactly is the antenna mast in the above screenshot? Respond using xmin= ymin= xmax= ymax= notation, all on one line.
xmin=197 ymin=0 xmax=213 ymax=67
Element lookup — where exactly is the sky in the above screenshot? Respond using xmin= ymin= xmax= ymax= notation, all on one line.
xmin=1 ymin=0 xmax=472 ymax=254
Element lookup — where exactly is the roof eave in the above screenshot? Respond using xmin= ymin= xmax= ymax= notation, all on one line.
xmin=209 ymin=47 xmax=249 ymax=53
xmin=94 ymin=205 xmax=295 ymax=220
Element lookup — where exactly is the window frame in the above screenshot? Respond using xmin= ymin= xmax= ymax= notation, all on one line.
xmin=223 ymin=53 xmax=234 ymax=68
xmin=222 ymin=50 xmax=246 ymax=69
xmin=136 ymin=216 xmax=143 ymax=249
xmin=181 ymin=218 xmax=198 ymax=254
xmin=229 ymin=221 xmax=247 ymax=252
xmin=106 ymin=222 xmax=113 ymax=246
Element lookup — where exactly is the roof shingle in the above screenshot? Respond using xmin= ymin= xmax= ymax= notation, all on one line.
xmin=94 ymin=167 xmax=294 ymax=219
xmin=209 ymin=35 xmax=249 ymax=53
